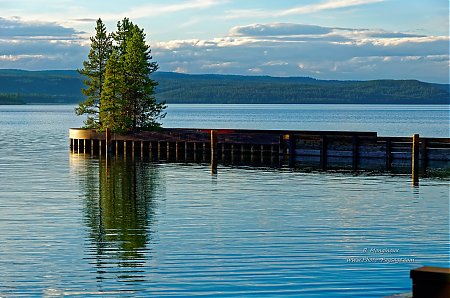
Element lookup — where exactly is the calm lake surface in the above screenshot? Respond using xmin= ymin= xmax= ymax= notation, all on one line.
xmin=0 ymin=104 xmax=449 ymax=297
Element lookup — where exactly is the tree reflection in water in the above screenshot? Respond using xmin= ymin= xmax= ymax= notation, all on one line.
xmin=75 ymin=155 xmax=162 ymax=284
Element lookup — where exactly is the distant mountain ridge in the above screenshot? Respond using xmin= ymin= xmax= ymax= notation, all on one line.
xmin=0 ymin=69 xmax=448 ymax=104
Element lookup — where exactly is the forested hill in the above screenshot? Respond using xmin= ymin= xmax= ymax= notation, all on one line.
xmin=0 ymin=69 xmax=448 ymax=104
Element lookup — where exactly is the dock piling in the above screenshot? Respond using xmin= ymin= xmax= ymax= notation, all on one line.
xmin=412 ymin=134 xmax=420 ymax=185
xmin=320 ymin=135 xmax=328 ymax=171
xmin=385 ymin=139 xmax=392 ymax=171
xmin=288 ymin=134 xmax=296 ymax=167
xmin=211 ymin=130 xmax=218 ymax=174
xmin=352 ymin=136 xmax=359 ymax=171
xmin=105 ymin=128 xmax=111 ymax=154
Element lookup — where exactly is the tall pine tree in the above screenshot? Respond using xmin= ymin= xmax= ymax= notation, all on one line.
xmin=78 ymin=17 xmax=165 ymax=132
xmin=99 ymin=50 xmax=127 ymax=132
xmin=76 ymin=18 xmax=112 ymax=128
xmin=121 ymin=24 xmax=164 ymax=129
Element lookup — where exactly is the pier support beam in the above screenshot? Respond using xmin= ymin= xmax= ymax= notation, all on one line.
xmin=385 ymin=139 xmax=392 ymax=171
xmin=412 ymin=134 xmax=420 ymax=186
xmin=320 ymin=135 xmax=328 ymax=171
xmin=420 ymin=138 xmax=428 ymax=175
xmin=288 ymin=134 xmax=296 ymax=167
xmin=352 ymin=136 xmax=359 ymax=171
xmin=105 ymin=128 xmax=111 ymax=155
xmin=211 ymin=130 xmax=218 ymax=174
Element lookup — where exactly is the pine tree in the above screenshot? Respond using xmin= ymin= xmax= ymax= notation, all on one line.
xmin=99 ymin=50 xmax=128 ymax=132
xmin=76 ymin=18 xmax=112 ymax=128
xmin=77 ymin=17 xmax=165 ymax=132
xmin=114 ymin=19 xmax=165 ymax=130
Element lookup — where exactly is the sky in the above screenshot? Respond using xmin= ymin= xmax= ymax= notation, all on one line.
xmin=0 ymin=0 xmax=449 ymax=83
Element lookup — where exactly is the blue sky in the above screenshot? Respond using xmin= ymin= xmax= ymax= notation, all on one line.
xmin=0 ymin=0 xmax=449 ymax=83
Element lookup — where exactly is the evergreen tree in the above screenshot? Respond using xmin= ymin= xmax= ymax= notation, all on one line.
xmin=99 ymin=50 xmax=128 ymax=132
xmin=77 ymin=17 xmax=165 ymax=132
xmin=112 ymin=18 xmax=134 ymax=57
xmin=121 ymin=25 xmax=165 ymax=129
xmin=76 ymin=18 xmax=112 ymax=128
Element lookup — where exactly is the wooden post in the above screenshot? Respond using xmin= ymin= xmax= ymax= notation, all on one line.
xmin=148 ymin=141 xmax=153 ymax=160
xmin=320 ymin=135 xmax=328 ymax=171
xmin=105 ymin=128 xmax=111 ymax=154
xmin=184 ymin=142 xmax=189 ymax=161
xmin=167 ymin=142 xmax=171 ymax=161
xmin=76 ymin=139 xmax=80 ymax=153
xmin=271 ymin=144 xmax=276 ymax=163
xmin=385 ymin=139 xmax=391 ymax=171
xmin=221 ymin=143 xmax=226 ymax=161
xmin=420 ymin=138 xmax=428 ymax=174
xmin=260 ymin=145 xmax=264 ymax=164
xmin=412 ymin=134 xmax=420 ymax=185
xmin=157 ymin=141 xmax=161 ymax=160
xmin=352 ymin=135 xmax=358 ymax=171
xmin=288 ymin=134 xmax=295 ymax=167
xmin=231 ymin=144 xmax=235 ymax=162
xmin=203 ymin=142 xmax=207 ymax=162
xmin=211 ymin=130 xmax=218 ymax=174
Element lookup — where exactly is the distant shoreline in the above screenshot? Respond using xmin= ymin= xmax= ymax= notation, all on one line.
xmin=2 ymin=102 xmax=449 ymax=106
xmin=1 ymin=69 xmax=449 ymax=105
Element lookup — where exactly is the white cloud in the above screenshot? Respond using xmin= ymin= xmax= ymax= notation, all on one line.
xmin=1 ymin=18 xmax=448 ymax=83
xmin=0 ymin=54 xmax=45 ymax=61
xmin=153 ymin=22 xmax=449 ymax=83
xmin=201 ymin=62 xmax=236 ymax=69
xmin=0 ymin=17 xmax=83 ymax=39
xmin=0 ymin=17 xmax=87 ymax=69
xmin=277 ymin=0 xmax=385 ymax=16
xmin=223 ymin=0 xmax=385 ymax=19
xmin=123 ymin=0 xmax=226 ymax=20
xmin=230 ymin=23 xmax=332 ymax=37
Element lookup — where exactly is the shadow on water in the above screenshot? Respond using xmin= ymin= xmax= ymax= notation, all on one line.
xmin=70 ymin=153 xmax=163 ymax=287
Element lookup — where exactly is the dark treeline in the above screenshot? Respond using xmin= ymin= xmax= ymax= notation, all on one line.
xmin=0 ymin=93 xmax=25 ymax=104
xmin=0 ymin=69 xmax=448 ymax=104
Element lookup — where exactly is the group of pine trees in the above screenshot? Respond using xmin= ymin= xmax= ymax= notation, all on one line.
xmin=76 ymin=18 xmax=166 ymax=132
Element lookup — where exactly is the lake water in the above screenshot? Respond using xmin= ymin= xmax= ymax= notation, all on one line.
xmin=164 ymin=104 xmax=449 ymax=137
xmin=0 ymin=104 xmax=449 ymax=297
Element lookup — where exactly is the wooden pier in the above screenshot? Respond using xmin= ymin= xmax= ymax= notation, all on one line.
xmin=70 ymin=128 xmax=450 ymax=181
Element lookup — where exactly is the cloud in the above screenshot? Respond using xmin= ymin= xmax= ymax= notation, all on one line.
xmin=0 ymin=17 xmax=84 ymax=39
xmin=0 ymin=17 xmax=87 ymax=69
xmin=153 ymin=22 xmax=449 ymax=83
xmin=1 ymin=18 xmax=448 ymax=83
xmin=71 ymin=18 xmax=98 ymax=23
xmin=224 ymin=0 xmax=385 ymax=19
xmin=277 ymin=0 xmax=385 ymax=16
xmin=1 ymin=0 xmax=226 ymax=30
xmin=97 ymin=0 xmax=226 ymax=21
xmin=230 ymin=23 xmax=332 ymax=37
